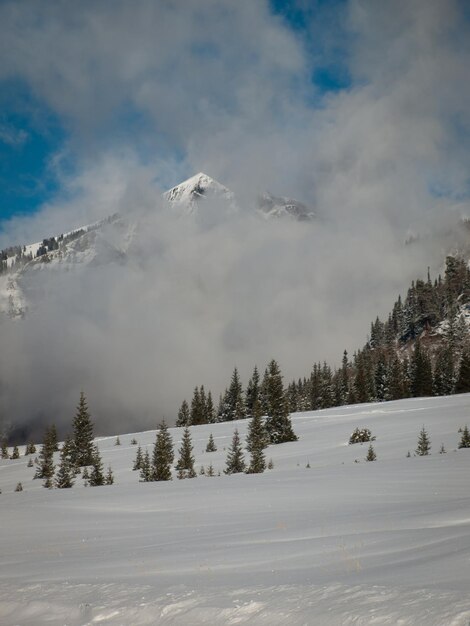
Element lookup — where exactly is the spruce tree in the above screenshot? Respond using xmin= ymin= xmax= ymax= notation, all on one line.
xmin=115 ymin=436 xmax=121 ymax=446
xmin=175 ymin=427 xmax=196 ymax=478
xmin=27 ymin=457 xmax=33 ymax=467
xmin=206 ymin=463 xmax=215 ymax=477
xmin=1 ymin=439 xmax=8 ymax=459
xmin=46 ymin=424 xmax=59 ymax=452
xmin=105 ymin=467 xmax=114 ymax=485
xmin=34 ymin=431 xmax=55 ymax=482
xmin=245 ymin=366 xmax=260 ymax=418
xmin=455 ymin=348 xmax=470 ymax=394
xmin=205 ymin=433 xmax=217 ymax=452
xmin=206 ymin=391 xmax=216 ymax=424
xmin=176 ymin=400 xmax=190 ymax=427
xmin=10 ymin=445 xmax=19 ymax=459
xmin=133 ymin=445 xmax=143 ymax=471
xmin=190 ymin=387 xmax=204 ymax=425
xmin=226 ymin=367 xmax=245 ymax=421
xmin=264 ymin=360 xmax=298 ymax=444
xmin=15 ymin=482 xmax=23 ymax=492
xmin=458 ymin=425 xmax=470 ymax=448
xmin=416 ymin=426 xmax=431 ymax=456
xmin=55 ymin=443 xmax=75 ymax=488
xmin=246 ymin=400 xmax=267 ymax=474
xmin=152 ymin=420 xmax=174 ymax=481
xmin=365 ymin=444 xmax=377 ymax=462
xmin=224 ymin=429 xmax=246 ymax=474
xmin=410 ymin=341 xmax=433 ymax=397
xmin=25 ymin=442 xmax=36 ymax=455
xmin=140 ymin=450 xmax=152 ymax=481
xmin=88 ymin=444 xmax=105 ymax=486
xmin=71 ymin=392 xmax=95 ymax=466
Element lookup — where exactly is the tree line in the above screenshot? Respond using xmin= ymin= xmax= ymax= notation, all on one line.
xmin=176 ymin=256 xmax=470 ymax=425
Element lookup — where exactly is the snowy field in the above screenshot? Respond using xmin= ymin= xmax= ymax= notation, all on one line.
xmin=1 ymin=395 xmax=470 ymax=625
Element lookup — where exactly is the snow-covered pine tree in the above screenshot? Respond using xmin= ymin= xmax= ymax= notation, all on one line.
xmin=71 ymin=392 xmax=95 ymax=466
xmin=25 ymin=442 xmax=36 ymax=455
xmin=365 ymin=444 xmax=377 ymax=462
xmin=140 ymin=450 xmax=152 ymax=481
xmin=206 ymin=391 xmax=216 ymax=424
xmin=246 ymin=399 xmax=267 ymax=474
xmin=225 ymin=367 xmax=245 ymax=421
xmin=415 ymin=426 xmax=431 ymax=456
xmin=175 ymin=427 xmax=196 ymax=478
xmin=458 ymin=424 xmax=470 ymax=448
xmin=10 ymin=445 xmax=19 ymax=459
xmin=88 ymin=444 xmax=105 ymax=486
xmin=152 ymin=420 xmax=174 ymax=481
xmin=105 ymin=467 xmax=114 ymax=485
xmin=133 ymin=445 xmax=143 ymax=471
xmin=263 ymin=359 xmax=297 ymax=444
xmin=205 ymin=433 xmax=217 ymax=452
xmin=34 ymin=428 xmax=55 ymax=482
xmin=1 ymin=439 xmax=8 ymax=459
xmin=455 ymin=348 xmax=470 ymax=394
xmin=176 ymin=399 xmax=190 ymax=427
xmin=224 ymin=429 xmax=246 ymax=474
xmin=45 ymin=424 xmax=59 ymax=452
xmin=245 ymin=365 xmax=260 ymax=418
xmin=55 ymin=441 xmax=75 ymax=488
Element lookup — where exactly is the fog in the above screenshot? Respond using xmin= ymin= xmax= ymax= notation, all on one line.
xmin=0 ymin=0 xmax=469 ymax=438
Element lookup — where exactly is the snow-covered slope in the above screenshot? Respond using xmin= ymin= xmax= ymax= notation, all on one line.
xmin=1 ymin=394 xmax=470 ymax=625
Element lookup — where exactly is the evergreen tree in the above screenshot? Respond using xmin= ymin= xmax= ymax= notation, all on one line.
xmin=225 ymin=367 xmax=245 ymax=421
xmin=224 ymin=429 xmax=246 ymax=474
xmin=140 ymin=450 xmax=152 ymax=481
xmin=190 ymin=387 xmax=204 ymax=425
xmin=433 ymin=344 xmax=455 ymax=396
xmin=27 ymin=457 xmax=33 ymax=467
xmin=88 ymin=444 xmax=105 ymax=486
xmin=415 ymin=426 xmax=431 ymax=456
xmin=105 ymin=467 xmax=114 ymax=485
xmin=206 ymin=391 xmax=216 ymax=424
xmin=410 ymin=340 xmax=433 ymax=397
xmin=246 ymin=400 xmax=267 ymax=474
xmin=365 ymin=444 xmax=377 ymax=462
xmin=71 ymin=392 xmax=95 ymax=466
xmin=45 ymin=424 xmax=59 ymax=452
xmin=55 ymin=442 xmax=75 ymax=488
xmin=264 ymin=360 xmax=298 ymax=444
xmin=388 ymin=355 xmax=405 ymax=400
xmin=10 ymin=445 xmax=19 ymax=459
xmin=25 ymin=442 xmax=36 ymax=455
xmin=205 ymin=433 xmax=217 ymax=452
xmin=458 ymin=425 xmax=470 ymax=448
xmin=1 ymin=439 xmax=8 ymax=459
xmin=34 ymin=430 xmax=55 ymax=482
xmin=245 ymin=366 xmax=260 ymax=418
xmin=206 ymin=463 xmax=215 ymax=477
xmin=175 ymin=427 xmax=196 ymax=478
xmin=115 ymin=436 xmax=121 ymax=446
xmin=152 ymin=420 xmax=174 ymax=481
xmin=176 ymin=400 xmax=190 ymax=427
xmin=455 ymin=348 xmax=470 ymax=394
xmin=15 ymin=482 xmax=23 ymax=492
xmin=133 ymin=446 xmax=143 ymax=471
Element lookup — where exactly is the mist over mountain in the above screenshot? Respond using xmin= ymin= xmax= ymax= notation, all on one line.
xmin=0 ymin=0 xmax=469 ymax=440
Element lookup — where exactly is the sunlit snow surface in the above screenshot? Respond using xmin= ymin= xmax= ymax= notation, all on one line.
xmin=1 ymin=395 xmax=470 ymax=625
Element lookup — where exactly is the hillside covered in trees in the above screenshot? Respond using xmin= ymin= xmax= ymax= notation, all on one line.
xmin=178 ymin=256 xmax=470 ymax=425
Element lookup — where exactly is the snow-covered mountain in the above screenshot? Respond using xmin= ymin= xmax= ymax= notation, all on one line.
xmin=257 ymin=191 xmax=315 ymax=221
xmin=0 ymin=173 xmax=316 ymax=319
xmin=164 ymin=172 xmax=237 ymax=214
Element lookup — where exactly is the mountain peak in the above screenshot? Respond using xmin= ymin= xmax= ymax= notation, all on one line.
xmin=163 ymin=172 xmax=234 ymax=209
